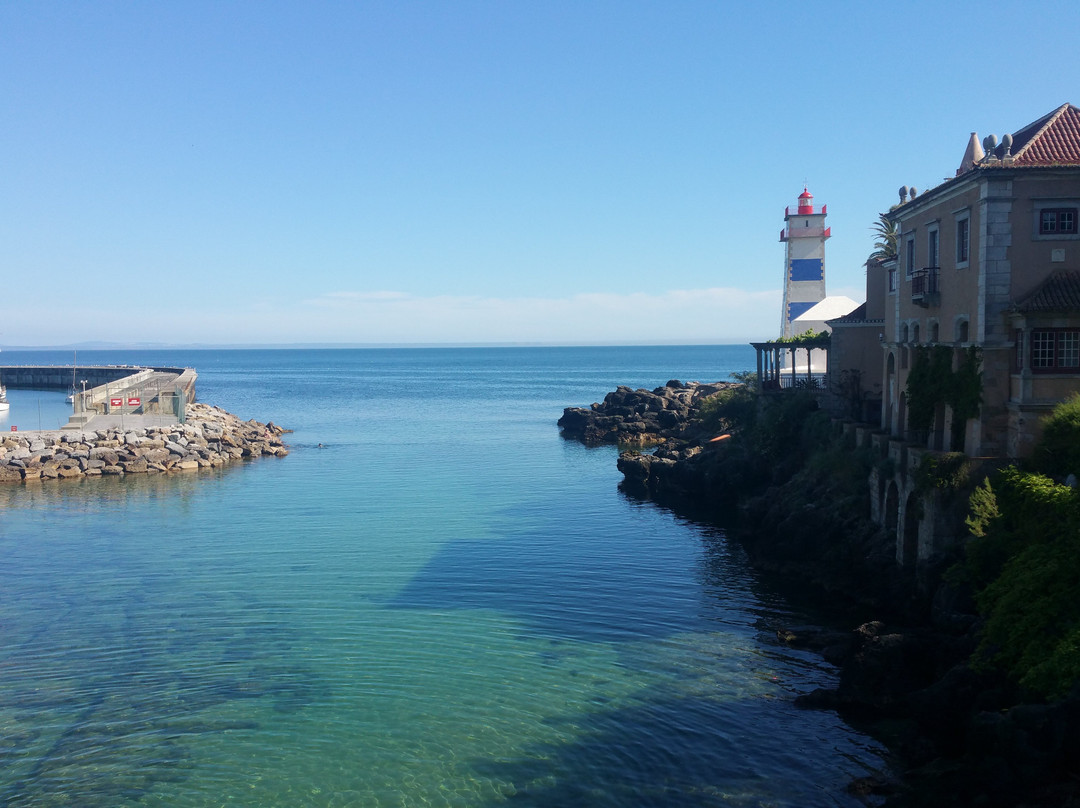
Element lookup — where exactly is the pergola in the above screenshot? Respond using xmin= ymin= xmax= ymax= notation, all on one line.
xmin=749 ymin=341 xmax=827 ymax=392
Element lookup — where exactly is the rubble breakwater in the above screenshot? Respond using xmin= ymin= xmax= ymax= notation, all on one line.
xmin=0 ymin=402 xmax=288 ymax=484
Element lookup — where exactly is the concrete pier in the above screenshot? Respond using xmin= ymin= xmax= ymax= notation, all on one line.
xmin=0 ymin=365 xmax=197 ymax=429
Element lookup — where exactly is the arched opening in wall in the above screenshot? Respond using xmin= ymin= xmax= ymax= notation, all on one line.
xmin=957 ymin=319 xmax=969 ymax=343
xmin=929 ymin=321 xmax=939 ymax=343
xmin=876 ymin=467 xmax=887 ymax=519
xmin=901 ymin=323 xmax=909 ymax=343
xmin=897 ymin=358 xmax=907 ymax=434
xmin=886 ymin=353 xmax=896 ymax=432
xmin=933 ymin=401 xmax=947 ymax=450
xmin=885 ymin=480 xmax=899 ymax=542
xmin=902 ymin=492 xmax=921 ymax=567
xmin=913 ymin=323 xmax=921 ymax=344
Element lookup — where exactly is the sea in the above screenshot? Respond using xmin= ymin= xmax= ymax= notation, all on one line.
xmin=0 ymin=346 xmax=888 ymax=807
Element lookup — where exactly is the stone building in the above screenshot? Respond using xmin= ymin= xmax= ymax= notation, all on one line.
xmin=880 ymin=102 xmax=1080 ymax=458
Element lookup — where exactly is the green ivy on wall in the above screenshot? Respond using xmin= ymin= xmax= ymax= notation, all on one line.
xmin=905 ymin=345 xmax=983 ymax=447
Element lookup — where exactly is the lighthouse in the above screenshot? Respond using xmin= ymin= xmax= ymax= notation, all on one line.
xmin=779 ymin=188 xmax=830 ymax=338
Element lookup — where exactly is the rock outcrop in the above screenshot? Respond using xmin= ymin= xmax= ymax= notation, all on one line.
xmin=557 ymin=380 xmax=732 ymax=446
xmin=0 ymin=402 xmax=288 ymax=484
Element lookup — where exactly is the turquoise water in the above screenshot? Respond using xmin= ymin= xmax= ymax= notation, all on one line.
xmin=0 ymin=347 xmax=886 ymax=807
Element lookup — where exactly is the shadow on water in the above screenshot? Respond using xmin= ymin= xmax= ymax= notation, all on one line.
xmin=387 ymin=496 xmax=714 ymax=643
xmin=465 ymin=685 xmax=887 ymax=808
xmin=620 ymin=485 xmax=875 ymax=630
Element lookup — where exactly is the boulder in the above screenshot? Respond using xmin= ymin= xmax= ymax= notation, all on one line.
xmin=0 ymin=465 xmax=24 ymax=483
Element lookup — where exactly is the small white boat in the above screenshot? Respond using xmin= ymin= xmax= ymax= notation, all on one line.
xmin=0 ymin=383 xmax=9 ymax=413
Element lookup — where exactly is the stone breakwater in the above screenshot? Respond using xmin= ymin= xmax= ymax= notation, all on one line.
xmin=0 ymin=403 xmax=288 ymax=484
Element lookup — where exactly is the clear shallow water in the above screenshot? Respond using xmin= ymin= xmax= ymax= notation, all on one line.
xmin=0 ymin=346 xmax=887 ymax=807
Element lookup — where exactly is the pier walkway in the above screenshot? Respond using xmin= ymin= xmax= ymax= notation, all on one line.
xmin=0 ymin=364 xmax=197 ymax=431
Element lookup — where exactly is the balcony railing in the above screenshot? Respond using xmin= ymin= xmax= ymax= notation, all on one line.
xmin=911 ymin=267 xmax=940 ymax=307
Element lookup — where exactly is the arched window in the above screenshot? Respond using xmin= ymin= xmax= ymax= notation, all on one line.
xmin=901 ymin=323 xmax=909 ymax=343
xmin=957 ymin=319 xmax=969 ymax=342
xmin=913 ymin=323 xmax=921 ymax=344
xmin=929 ymin=321 xmax=939 ymax=342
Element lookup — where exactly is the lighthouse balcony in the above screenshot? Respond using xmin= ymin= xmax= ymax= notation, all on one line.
xmin=784 ymin=203 xmax=828 ymax=217
xmin=779 ymin=226 xmax=831 ymax=241
xmin=910 ymin=267 xmax=940 ymax=307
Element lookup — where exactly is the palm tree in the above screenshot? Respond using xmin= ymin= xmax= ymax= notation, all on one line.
xmin=869 ymin=212 xmax=898 ymax=262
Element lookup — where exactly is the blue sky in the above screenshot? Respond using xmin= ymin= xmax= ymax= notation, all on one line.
xmin=1 ymin=1 xmax=1076 ymax=346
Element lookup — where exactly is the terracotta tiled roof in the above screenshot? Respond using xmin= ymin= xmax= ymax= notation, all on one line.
xmin=1010 ymin=103 xmax=1080 ymax=166
xmin=1014 ymin=271 xmax=1080 ymax=312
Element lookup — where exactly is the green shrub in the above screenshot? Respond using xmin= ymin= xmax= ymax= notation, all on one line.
xmin=751 ymin=390 xmax=824 ymax=462
xmin=915 ymin=452 xmax=977 ymax=496
xmin=964 ymin=467 xmax=1080 ymax=699
xmin=696 ymin=385 xmax=756 ymax=434
xmin=1032 ymin=393 xmax=1080 ymax=478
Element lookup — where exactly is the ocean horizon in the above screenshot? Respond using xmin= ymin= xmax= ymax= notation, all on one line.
xmin=0 ymin=345 xmax=887 ymax=807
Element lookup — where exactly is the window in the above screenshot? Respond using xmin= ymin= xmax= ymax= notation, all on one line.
xmin=905 ymin=236 xmax=915 ymax=276
xmin=1061 ymin=331 xmax=1080 ymax=367
xmin=1031 ymin=329 xmax=1080 ymax=371
xmin=927 ymin=229 xmax=939 ymax=268
xmin=888 ymin=267 xmax=896 ymax=292
xmin=956 ymin=217 xmax=970 ymax=264
xmin=1040 ymin=208 xmax=1078 ymax=235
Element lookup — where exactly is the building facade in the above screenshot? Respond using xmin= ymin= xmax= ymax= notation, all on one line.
xmin=881 ymin=103 xmax=1080 ymax=457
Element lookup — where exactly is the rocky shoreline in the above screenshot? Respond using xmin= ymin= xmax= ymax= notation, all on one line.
xmin=560 ymin=382 xmax=1080 ymax=807
xmin=556 ymin=380 xmax=735 ymax=447
xmin=0 ymin=402 xmax=288 ymax=483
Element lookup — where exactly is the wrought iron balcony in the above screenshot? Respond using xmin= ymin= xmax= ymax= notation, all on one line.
xmin=910 ymin=267 xmax=940 ymax=307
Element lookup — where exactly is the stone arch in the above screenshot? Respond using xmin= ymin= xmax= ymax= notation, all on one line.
xmin=900 ymin=323 xmax=909 ymax=343
xmin=929 ymin=319 xmax=940 ymax=343
xmin=932 ymin=400 xmax=947 ymax=449
xmin=885 ymin=352 xmax=896 ymax=431
xmin=885 ymin=480 xmax=900 ymax=541
xmin=901 ymin=491 xmax=921 ymax=567
xmin=912 ymin=323 xmax=921 ymax=344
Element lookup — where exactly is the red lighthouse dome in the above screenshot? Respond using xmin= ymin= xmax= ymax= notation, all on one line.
xmin=797 ymin=187 xmax=814 ymax=215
